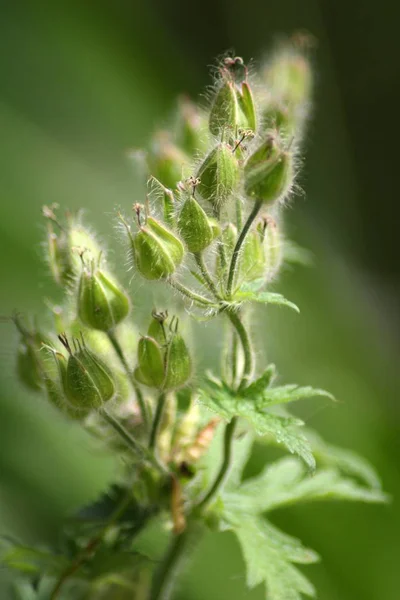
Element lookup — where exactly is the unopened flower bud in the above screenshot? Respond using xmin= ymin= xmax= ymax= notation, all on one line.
xmin=196 ymin=143 xmax=239 ymax=209
xmin=209 ymin=80 xmax=239 ymax=137
xmin=78 ymin=263 xmax=130 ymax=331
xmin=58 ymin=334 xmax=115 ymax=410
xmin=132 ymin=215 xmax=185 ymax=280
xmin=177 ymin=196 xmax=219 ymax=253
xmin=244 ymin=135 xmax=293 ymax=204
xmin=147 ymin=132 xmax=189 ymax=190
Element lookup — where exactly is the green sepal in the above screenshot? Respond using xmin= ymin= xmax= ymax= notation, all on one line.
xmin=178 ymin=196 xmax=215 ymax=253
xmin=244 ymin=136 xmax=293 ymax=204
xmin=63 ymin=345 xmax=115 ymax=410
xmin=237 ymin=81 xmax=257 ymax=132
xmin=163 ymin=333 xmax=192 ymax=390
xmin=78 ymin=267 xmax=130 ymax=331
xmin=209 ymin=80 xmax=239 ymax=137
xmin=197 ymin=143 xmax=239 ymax=209
xmin=133 ymin=217 xmax=184 ymax=280
xmin=136 ymin=336 xmax=165 ymax=388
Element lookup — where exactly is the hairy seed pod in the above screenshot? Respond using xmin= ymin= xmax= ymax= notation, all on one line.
xmin=14 ymin=317 xmax=53 ymax=392
xmin=240 ymin=229 xmax=266 ymax=283
xmin=147 ymin=132 xmax=189 ymax=190
xmin=176 ymin=96 xmax=208 ymax=156
xmin=135 ymin=314 xmax=191 ymax=391
xmin=178 ymin=196 xmax=217 ymax=253
xmin=133 ymin=217 xmax=185 ymax=280
xmin=135 ymin=336 xmax=165 ymax=388
xmin=244 ymin=136 xmax=293 ymax=204
xmin=78 ymin=265 xmax=130 ymax=331
xmin=209 ymin=80 xmax=239 ymax=137
xmin=196 ymin=144 xmax=239 ymax=209
xmin=164 ymin=333 xmax=192 ymax=390
xmin=59 ymin=335 xmax=115 ymax=410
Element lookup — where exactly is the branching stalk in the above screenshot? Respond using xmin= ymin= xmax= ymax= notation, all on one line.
xmin=107 ymin=329 xmax=150 ymax=429
xmin=149 ymin=392 xmax=167 ymax=451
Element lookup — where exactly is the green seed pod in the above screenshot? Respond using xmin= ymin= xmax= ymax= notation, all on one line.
xmin=134 ymin=314 xmax=191 ymax=391
xmin=261 ymin=216 xmax=283 ymax=282
xmin=133 ymin=216 xmax=185 ymax=280
xmin=244 ymin=136 xmax=293 ymax=204
xmin=59 ymin=335 xmax=115 ymax=410
xmin=196 ymin=143 xmax=240 ymax=209
xmin=14 ymin=317 xmax=53 ymax=392
xmin=147 ymin=132 xmax=189 ymax=190
xmin=164 ymin=333 xmax=192 ymax=391
xmin=209 ymin=80 xmax=239 ymax=137
xmin=43 ymin=206 xmax=103 ymax=286
xmin=45 ymin=222 xmax=73 ymax=286
xmin=78 ymin=264 xmax=130 ymax=331
xmin=134 ymin=336 xmax=165 ymax=388
xmin=17 ymin=340 xmax=43 ymax=392
xmin=240 ymin=229 xmax=266 ymax=283
xmin=237 ymin=81 xmax=257 ymax=133
xmin=216 ymin=222 xmax=237 ymax=279
xmin=176 ymin=97 xmax=208 ymax=156
xmin=267 ymin=51 xmax=312 ymax=110
xmin=177 ymin=196 xmax=216 ymax=253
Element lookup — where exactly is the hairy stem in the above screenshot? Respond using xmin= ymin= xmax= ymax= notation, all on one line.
xmin=168 ymin=278 xmax=217 ymax=307
xmin=225 ymin=308 xmax=254 ymax=387
xmin=196 ymin=417 xmax=237 ymax=511
xmin=107 ymin=329 xmax=150 ymax=429
xmin=100 ymin=408 xmax=164 ymax=473
xmin=148 ymin=526 xmax=192 ymax=600
xmin=193 ymin=252 xmax=220 ymax=299
xmin=226 ymin=198 xmax=263 ymax=297
xmin=149 ymin=392 xmax=167 ymax=451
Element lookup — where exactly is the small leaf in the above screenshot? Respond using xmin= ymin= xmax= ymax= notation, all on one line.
xmin=256 ymin=385 xmax=335 ymax=408
xmin=224 ymin=456 xmax=388 ymax=515
xmin=236 ymin=287 xmax=300 ymax=313
xmin=2 ymin=545 xmax=69 ymax=576
xmin=224 ymin=515 xmax=318 ymax=600
xmin=242 ymin=364 xmax=277 ymax=398
xmin=198 ymin=387 xmax=315 ymax=469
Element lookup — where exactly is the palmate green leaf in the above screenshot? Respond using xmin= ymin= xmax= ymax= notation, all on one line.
xmin=198 ymin=381 xmax=335 ymax=469
xmin=304 ymin=429 xmax=383 ymax=490
xmin=235 ymin=288 xmax=300 ymax=313
xmin=222 ymin=514 xmax=318 ymax=600
xmin=223 ymin=456 xmax=388 ymax=515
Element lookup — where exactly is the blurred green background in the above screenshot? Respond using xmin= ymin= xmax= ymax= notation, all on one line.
xmin=0 ymin=0 xmax=399 ymax=598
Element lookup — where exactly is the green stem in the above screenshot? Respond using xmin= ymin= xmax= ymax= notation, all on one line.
xmin=196 ymin=417 xmax=237 ymax=511
xmin=107 ymin=329 xmax=150 ymax=429
xmin=149 ymin=392 xmax=167 ymax=451
xmin=148 ymin=527 xmax=191 ymax=600
xmin=225 ymin=308 xmax=254 ymax=387
xmin=226 ymin=198 xmax=263 ymax=297
xmin=100 ymin=408 xmax=165 ymax=473
xmin=193 ymin=252 xmax=220 ymax=299
xmin=168 ymin=278 xmax=217 ymax=307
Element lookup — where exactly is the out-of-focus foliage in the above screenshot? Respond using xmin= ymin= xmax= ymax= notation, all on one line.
xmin=0 ymin=1 xmax=399 ymax=599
